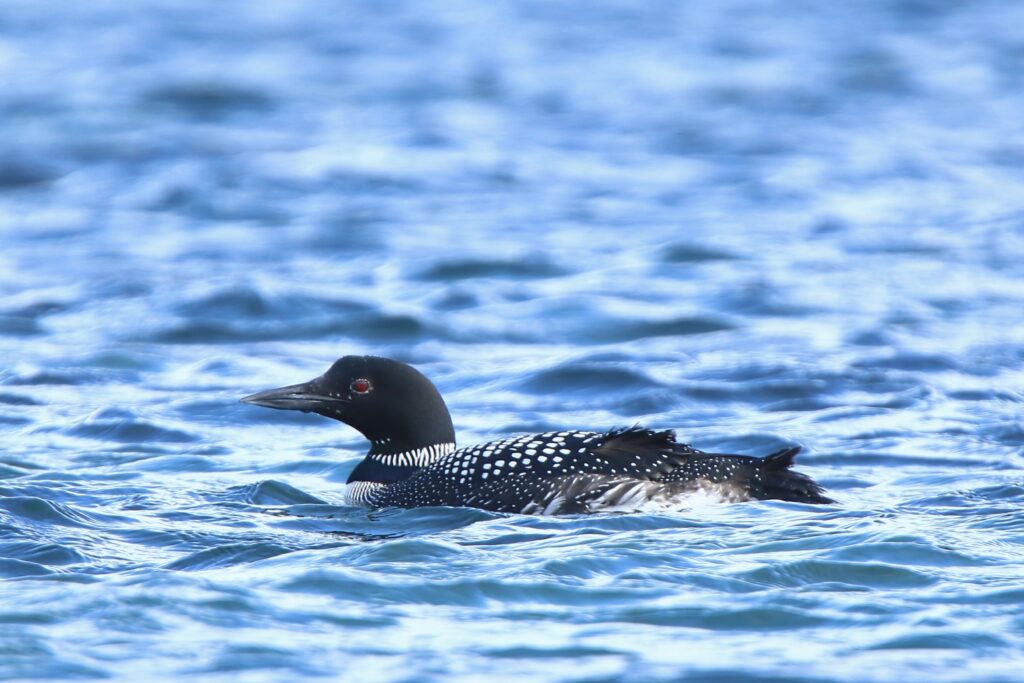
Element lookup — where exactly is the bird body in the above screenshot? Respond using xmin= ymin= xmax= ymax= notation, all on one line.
xmin=242 ymin=355 xmax=832 ymax=514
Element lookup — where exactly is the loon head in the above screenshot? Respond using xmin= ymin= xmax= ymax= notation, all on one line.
xmin=241 ymin=355 xmax=456 ymax=453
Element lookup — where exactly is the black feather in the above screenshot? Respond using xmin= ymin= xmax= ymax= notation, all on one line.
xmin=590 ymin=426 xmax=692 ymax=479
xmin=660 ymin=445 xmax=834 ymax=505
xmin=248 ymin=355 xmax=834 ymax=514
xmin=761 ymin=446 xmax=801 ymax=471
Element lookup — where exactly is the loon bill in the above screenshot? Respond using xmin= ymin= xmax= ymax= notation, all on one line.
xmin=241 ymin=355 xmax=833 ymax=514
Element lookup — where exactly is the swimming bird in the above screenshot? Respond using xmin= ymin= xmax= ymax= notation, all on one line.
xmin=241 ymin=355 xmax=833 ymax=514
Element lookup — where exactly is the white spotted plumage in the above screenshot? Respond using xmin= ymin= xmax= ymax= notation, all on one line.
xmin=244 ymin=355 xmax=831 ymax=513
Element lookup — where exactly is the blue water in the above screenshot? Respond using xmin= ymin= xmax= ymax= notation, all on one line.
xmin=2 ymin=1 xmax=1024 ymax=681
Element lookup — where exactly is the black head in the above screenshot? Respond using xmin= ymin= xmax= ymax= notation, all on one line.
xmin=241 ymin=355 xmax=456 ymax=453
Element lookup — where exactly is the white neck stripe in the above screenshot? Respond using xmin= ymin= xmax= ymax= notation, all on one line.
xmin=370 ymin=442 xmax=455 ymax=468
xmin=344 ymin=481 xmax=385 ymax=506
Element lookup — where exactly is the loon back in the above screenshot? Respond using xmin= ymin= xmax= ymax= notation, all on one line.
xmin=241 ymin=355 xmax=834 ymax=513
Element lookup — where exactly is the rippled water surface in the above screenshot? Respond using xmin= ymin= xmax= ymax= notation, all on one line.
xmin=3 ymin=1 xmax=1024 ymax=681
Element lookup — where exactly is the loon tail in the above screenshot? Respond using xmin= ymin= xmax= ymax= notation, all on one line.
xmin=501 ymin=444 xmax=833 ymax=514
xmin=755 ymin=446 xmax=834 ymax=504
xmin=661 ymin=444 xmax=834 ymax=505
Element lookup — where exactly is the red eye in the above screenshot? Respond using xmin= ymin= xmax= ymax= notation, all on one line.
xmin=350 ymin=378 xmax=372 ymax=394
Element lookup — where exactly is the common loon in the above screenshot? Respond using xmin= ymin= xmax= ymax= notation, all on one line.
xmin=241 ymin=355 xmax=833 ymax=514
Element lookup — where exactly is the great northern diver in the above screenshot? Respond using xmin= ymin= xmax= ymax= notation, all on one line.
xmin=241 ymin=355 xmax=833 ymax=514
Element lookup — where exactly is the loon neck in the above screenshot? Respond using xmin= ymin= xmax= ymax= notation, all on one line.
xmin=368 ymin=440 xmax=456 ymax=468
xmin=346 ymin=441 xmax=456 ymax=485
xmin=352 ymin=394 xmax=457 ymax=462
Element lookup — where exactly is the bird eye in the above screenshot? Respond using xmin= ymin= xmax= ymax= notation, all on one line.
xmin=350 ymin=378 xmax=372 ymax=394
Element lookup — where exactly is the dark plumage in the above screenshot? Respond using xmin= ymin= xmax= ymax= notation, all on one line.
xmin=242 ymin=355 xmax=833 ymax=514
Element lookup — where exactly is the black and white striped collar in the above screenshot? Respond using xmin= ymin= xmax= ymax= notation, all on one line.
xmin=368 ymin=441 xmax=456 ymax=468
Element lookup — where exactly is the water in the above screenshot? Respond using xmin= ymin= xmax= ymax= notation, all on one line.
xmin=2 ymin=0 xmax=1024 ymax=680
